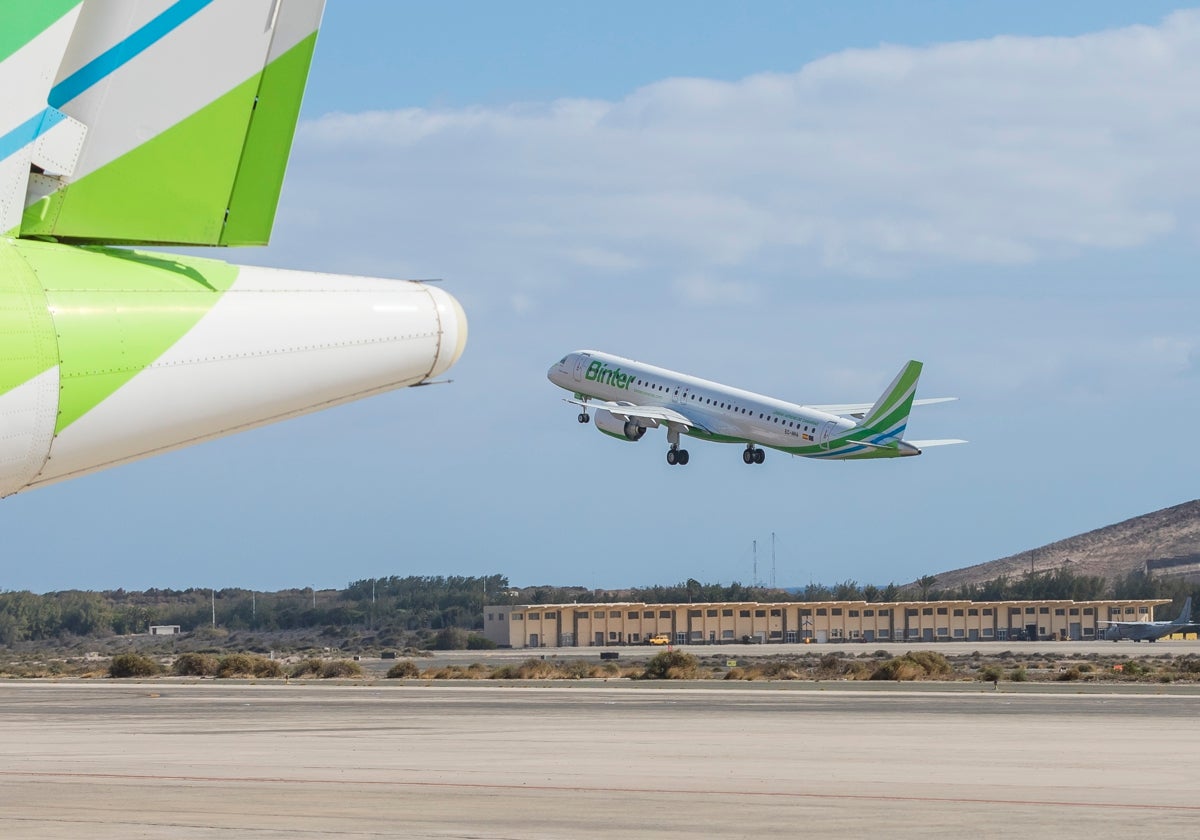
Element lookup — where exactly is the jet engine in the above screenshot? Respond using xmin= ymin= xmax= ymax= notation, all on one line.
xmin=594 ymin=410 xmax=646 ymax=441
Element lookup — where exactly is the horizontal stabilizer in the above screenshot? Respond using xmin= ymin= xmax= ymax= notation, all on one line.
xmin=907 ymin=439 xmax=967 ymax=448
xmin=811 ymin=396 xmax=955 ymax=419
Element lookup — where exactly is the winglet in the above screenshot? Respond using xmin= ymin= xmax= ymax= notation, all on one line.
xmin=859 ymin=360 xmax=922 ymax=440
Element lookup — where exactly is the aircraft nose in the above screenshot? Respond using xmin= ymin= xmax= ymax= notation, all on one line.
xmin=548 ymin=356 xmax=570 ymax=383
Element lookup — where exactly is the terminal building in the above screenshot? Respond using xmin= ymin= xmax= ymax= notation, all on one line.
xmin=483 ymin=598 xmax=1169 ymax=648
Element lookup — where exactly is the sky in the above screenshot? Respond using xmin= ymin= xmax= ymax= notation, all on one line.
xmin=4 ymin=1 xmax=1200 ymax=594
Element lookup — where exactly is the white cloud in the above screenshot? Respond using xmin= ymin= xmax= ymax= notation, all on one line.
xmin=288 ymin=11 xmax=1200 ymax=291
xmin=671 ymin=273 xmax=760 ymax=306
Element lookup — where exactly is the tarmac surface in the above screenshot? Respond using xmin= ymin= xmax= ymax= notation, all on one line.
xmin=2 ymin=679 xmax=1200 ymax=838
xmin=400 ymin=638 xmax=1200 ymax=671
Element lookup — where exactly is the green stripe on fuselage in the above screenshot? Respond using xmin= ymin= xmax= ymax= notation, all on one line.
xmin=11 ymin=240 xmax=238 ymax=432
xmin=0 ymin=239 xmax=57 ymax=398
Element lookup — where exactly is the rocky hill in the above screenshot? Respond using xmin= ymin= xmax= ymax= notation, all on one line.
xmin=929 ymin=499 xmax=1200 ymax=589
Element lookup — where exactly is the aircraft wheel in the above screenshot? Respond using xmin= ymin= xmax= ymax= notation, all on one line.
xmin=578 ymin=412 xmax=589 ymax=423
xmin=754 ymin=449 xmax=765 ymax=464
xmin=666 ymin=449 xmax=677 ymax=466
xmin=743 ymin=449 xmax=754 ymax=464
xmin=677 ymin=450 xmax=690 ymax=465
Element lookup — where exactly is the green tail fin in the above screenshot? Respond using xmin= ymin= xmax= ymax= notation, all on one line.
xmin=860 ymin=360 xmax=923 ymax=440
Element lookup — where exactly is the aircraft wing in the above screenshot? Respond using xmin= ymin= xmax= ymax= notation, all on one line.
xmin=566 ymin=399 xmax=711 ymax=434
xmin=808 ymin=397 xmax=956 ymax=418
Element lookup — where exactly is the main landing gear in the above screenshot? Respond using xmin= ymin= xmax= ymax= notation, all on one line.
xmin=666 ymin=427 xmax=689 ymax=466
xmin=742 ymin=445 xmax=765 ymax=465
xmin=577 ymin=411 xmax=589 ymax=423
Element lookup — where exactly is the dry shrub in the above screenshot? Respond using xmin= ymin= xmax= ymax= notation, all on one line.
xmin=108 ymin=653 xmax=160 ymax=678
xmin=289 ymin=658 xmax=324 ymax=678
xmin=870 ymin=651 xmax=953 ymax=681
xmin=724 ymin=667 xmax=759 ymax=681
xmin=762 ymin=660 xmax=804 ymax=680
xmin=814 ymin=654 xmax=841 ymax=678
xmin=423 ymin=664 xmax=488 ymax=680
xmin=319 ymin=660 xmax=363 ymax=679
xmin=842 ymin=661 xmax=873 ymax=680
xmin=979 ymin=664 xmax=1004 ymax=682
xmin=386 ymin=660 xmax=420 ymax=678
xmin=639 ymin=650 xmax=699 ymax=679
xmin=561 ymin=660 xmax=593 ymax=679
xmin=173 ymin=653 xmax=219 ymax=677
xmin=219 ymin=654 xmax=280 ymax=678
xmin=515 ymin=658 xmax=558 ymax=679
xmin=253 ymin=658 xmax=283 ymax=678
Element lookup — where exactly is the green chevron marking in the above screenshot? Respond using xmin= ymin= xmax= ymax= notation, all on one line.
xmin=0 ymin=240 xmax=57 ymax=398
xmin=12 ymin=240 xmax=238 ymax=432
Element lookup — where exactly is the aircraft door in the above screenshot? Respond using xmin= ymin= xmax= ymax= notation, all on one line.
xmin=818 ymin=420 xmax=837 ymax=449
xmin=573 ymin=354 xmax=590 ymax=383
xmin=674 ymin=386 xmax=689 ymax=405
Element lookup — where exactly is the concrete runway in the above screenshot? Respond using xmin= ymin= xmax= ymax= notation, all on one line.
xmin=2 ymin=681 xmax=1200 ymax=838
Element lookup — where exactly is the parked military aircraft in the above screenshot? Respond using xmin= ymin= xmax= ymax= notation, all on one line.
xmin=1100 ymin=598 xmax=1194 ymax=642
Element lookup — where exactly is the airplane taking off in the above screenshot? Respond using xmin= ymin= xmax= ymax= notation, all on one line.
xmin=548 ymin=351 xmax=963 ymax=466
xmin=0 ymin=2 xmax=466 ymax=498
xmin=1100 ymin=598 xmax=1194 ymax=642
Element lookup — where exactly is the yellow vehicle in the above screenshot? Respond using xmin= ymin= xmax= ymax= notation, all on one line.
xmin=648 ymin=634 xmax=671 ymax=645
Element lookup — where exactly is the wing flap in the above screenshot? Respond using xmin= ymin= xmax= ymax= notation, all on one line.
xmin=567 ymin=399 xmax=710 ymax=433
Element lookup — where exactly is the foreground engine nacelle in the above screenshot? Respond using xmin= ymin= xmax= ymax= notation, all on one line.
xmin=594 ymin=409 xmax=646 ymax=441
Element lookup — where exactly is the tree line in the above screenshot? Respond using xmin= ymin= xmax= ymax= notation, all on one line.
xmin=3 ymin=569 xmax=1196 ymax=645
xmin=0 ymin=575 xmax=507 ymax=645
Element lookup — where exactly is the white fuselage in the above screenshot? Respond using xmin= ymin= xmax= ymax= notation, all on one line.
xmin=548 ymin=350 xmax=857 ymax=454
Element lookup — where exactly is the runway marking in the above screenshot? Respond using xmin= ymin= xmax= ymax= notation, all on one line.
xmin=2 ymin=770 xmax=1197 ymax=814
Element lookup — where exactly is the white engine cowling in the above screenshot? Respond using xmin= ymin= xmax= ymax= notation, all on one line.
xmin=594 ymin=409 xmax=646 ymax=441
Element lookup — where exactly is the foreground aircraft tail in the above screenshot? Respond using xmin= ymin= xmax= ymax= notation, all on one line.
xmin=1 ymin=1 xmax=470 ymax=500
xmin=3 ymin=0 xmax=324 ymax=245
xmin=859 ymin=360 xmax=922 ymax=441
